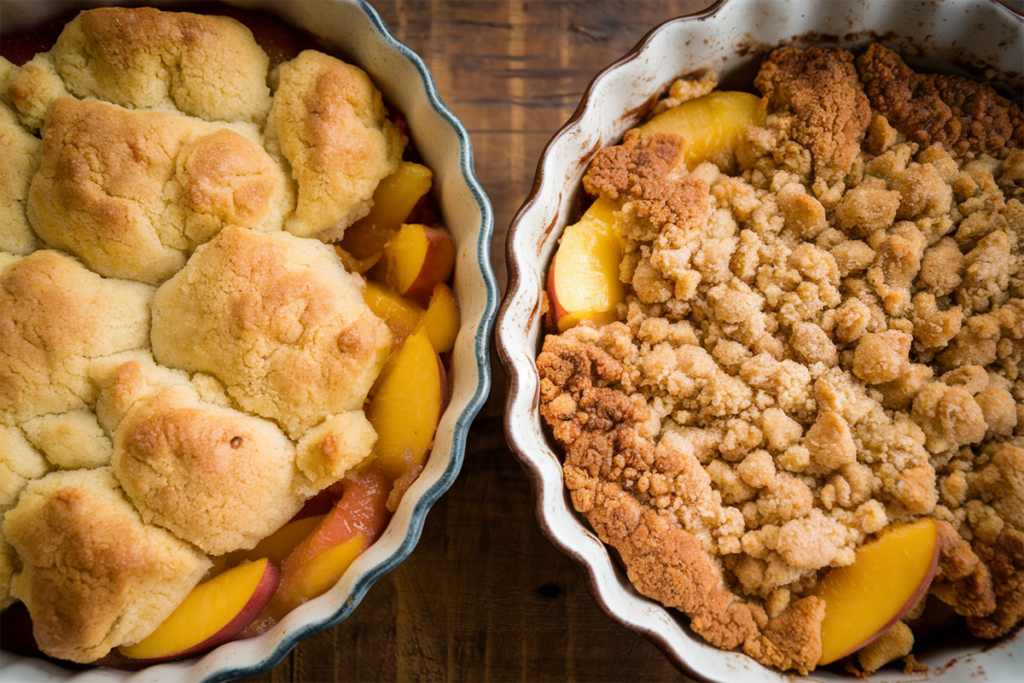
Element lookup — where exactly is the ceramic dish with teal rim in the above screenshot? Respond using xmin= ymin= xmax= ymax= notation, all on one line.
xmin=0 ymin=1 xmax=497 ymax=681
xmin=497 ymin=0 xmax=1022 ymax=681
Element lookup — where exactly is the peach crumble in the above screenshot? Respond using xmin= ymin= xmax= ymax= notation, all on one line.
xmin=538 ymin=44 xmax=1022 ymax=675
xmin=0 ymin=6 xmax=458 ymax=666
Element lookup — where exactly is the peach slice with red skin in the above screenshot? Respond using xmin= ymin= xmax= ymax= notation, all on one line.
xmin=366 ymin=327 xmax=448 ymax=484
xmin=245 ymin=467 xmax=392 ymax=635
xmin=118 ymin=558 xmax=280 ymax=662
xmin=812 ymin=518 xmax=940 ymax=666
xmin=383 ymin=223 xmax=456 ymax=306
xmin=546 ymin=197 xmax=624 ymax=332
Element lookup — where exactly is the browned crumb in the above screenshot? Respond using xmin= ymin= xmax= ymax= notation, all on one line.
xmin=931 ymin=520 xmax=996 ymax=618
xmin=539 ymin=327 xmax=823 ymax=675
xmin=857 ymin=43 xmax=1024 ymax=159
xmin=754 ymin=47 xmax=871 ymax=178
xmin=967 ymin=527 xmax=1024 ymax=639
xmin=583 ymin=131 xmax=681 ymax=202
xmin=856 ymin=621 xmax=914 ymax=674
xmin=903 ymin=654 xmax=929 ymax=674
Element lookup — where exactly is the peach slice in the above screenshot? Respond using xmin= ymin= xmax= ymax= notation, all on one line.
xmin=546 ymin=196 xmax=624 ymax=332
xmin=383 ymin=223 xmax=456 ymax=306
xmin=366 ymin=328 xmax=448 ymax=482
xmin=246 ymin=467 xmax=391 ymax=634
xmin=638 ymin=90 xmax=765 ymax=172
xmin=363 ymin=280 xmax=424 ymax=353
xmin=118 ymin=558 xmax=279 ymax=662
xmin=340 ymin=161 xmax=433 ymax=259
xmin=333 ymin=245 xmax=381 ymax=274
xmin=223 ymin=514 xmax=326 ymax=567
xmin=284 ymin=535 xmax=365 ymax=604
xmin=812 ymin=518 xmax=940 ymax=666
xmin=419 ymin=282 xmax=460 ymax=353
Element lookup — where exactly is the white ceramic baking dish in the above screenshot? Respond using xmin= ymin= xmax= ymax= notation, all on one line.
xmin=496 ymin=0 xmax=1023 ymax=681
xmin=0 ymin=1 xmax=497 ymax=681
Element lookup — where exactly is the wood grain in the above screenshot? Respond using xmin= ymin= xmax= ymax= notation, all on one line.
xmin=244 ymin=2 xmax=711 ymax=681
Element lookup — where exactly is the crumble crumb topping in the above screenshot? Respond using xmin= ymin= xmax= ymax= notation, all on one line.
xmin=538 ymin=44 xmax=1023 ymax=675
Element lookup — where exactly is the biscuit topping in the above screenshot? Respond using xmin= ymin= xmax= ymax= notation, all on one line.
xmin=0 ymin=7 xmax=430 ymax=663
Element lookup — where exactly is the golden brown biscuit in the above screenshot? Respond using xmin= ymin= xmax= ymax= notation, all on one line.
xmin=0 ymin=424 xmax=50 ymax=512
xmin=21 ymin=410 xmax=112 ymax=470
xmin=0 ymin=102 xmax=41 ymax=255
xmin=52 ymin=7 xmax=272 ymax=123
xmin=0 ymin=251 xmax=153 ymax=426
xmin=0 ymin=374 xmax=26 ymax=611
xmin=1 ymin=7 xmax=431 ymax=661
xmin=89 ymin=351 xmax=195 ymax=436
xmin=269 ymin=50 xmax=405 ymax=240
xmin=294 ymin=411 xmax=378 ymax=495
xmin=3 ymin=467 xmax=210 ymax=663
xmin=28 ymin=98 xmax=291 ymax=284
xmin=113 ymin=386 xmax=306 ymax=555
xmin=4 ymin=53 xmax=70 ymax=131
xmin=189 ymin=372 xmax=233 ymax=408
xmin=173 ymin=127 xmax=294 ymax=245
xmin=151 ymin=227 xmax=392 ymax=438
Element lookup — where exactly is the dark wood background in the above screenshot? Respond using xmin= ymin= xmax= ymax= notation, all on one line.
xmin=246 ymin=2 xmax=710 ymax=681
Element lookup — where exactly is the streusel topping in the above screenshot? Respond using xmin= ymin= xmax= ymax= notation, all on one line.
xmin=539 ymin=44 xmax=1022 ymax=674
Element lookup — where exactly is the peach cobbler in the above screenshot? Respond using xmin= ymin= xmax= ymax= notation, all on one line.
xmin=538 ymin=44 xmax=1022 ymax=675
xmin=0 ymin=6 xmax=457 ymax=667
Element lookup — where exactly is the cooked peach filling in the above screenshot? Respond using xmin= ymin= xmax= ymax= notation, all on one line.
xmin=539 ymin=45 xmax=1022 ymax=675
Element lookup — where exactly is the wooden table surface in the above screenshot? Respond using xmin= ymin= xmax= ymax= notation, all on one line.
xmin=246 ymin=2 xmax=711 ymax=681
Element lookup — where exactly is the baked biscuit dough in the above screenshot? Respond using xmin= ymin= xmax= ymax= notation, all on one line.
xmin=151 ymin=227 xmax=392 ymax=438
xmin=3 ymin=53 xmax=70 ymax=131
xmin=113 ymin=386 xmax=305 ymax=555
xmin=295 ymin=411 xmax=379 ymax=494
xmin=0 ymin=425 xmax=48 ymax=610
xmin=270 ymin=50 xmax=405 ymax=240
xmin=1 ymin=6 xmax=423 ymax=662
xmin=28 ymin=98 xmax=290 ymax=284
xmin=89 ymin=351 xmax=195 ymax=436
xmin=0 ymin=103 xmax=41 ymax=255
xmin=0 ymin=251 xmax=153 ymax=426
xmin=52 ymin=7 xmax=272 ymax=123
xmin=21 ymin=410 xmax=113 ymax=470
xmin=3 ymin=467 xmax=210 ymax=663
xmin=0 ymin=425 xmax=50 ymax=513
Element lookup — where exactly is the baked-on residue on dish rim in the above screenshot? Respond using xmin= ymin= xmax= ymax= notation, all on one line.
xmin=0 ymin=1 xmax=498 ymax=682
xmin=496 ymin=0 xmax=1022 ymax=681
